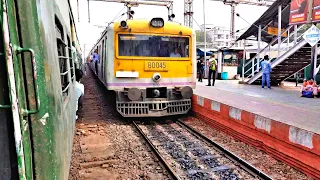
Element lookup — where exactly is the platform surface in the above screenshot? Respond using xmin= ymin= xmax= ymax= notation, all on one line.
xmin=194 ymin=79 xmax=320 ymax=134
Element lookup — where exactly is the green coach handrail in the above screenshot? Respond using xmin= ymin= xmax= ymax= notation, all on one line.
xmin=16 ymin=47 xmax=40 ymax=116
xmin=0 ymin=104 xmax=10 ymax=108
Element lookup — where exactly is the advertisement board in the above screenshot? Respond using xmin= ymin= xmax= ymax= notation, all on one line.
xmin=267 ymin=27 xmax=288 ymax=37
xmin=289 ymin=0 xmax=309 ymax=24
xmin=313 ymin=0 xmax=320 ymax=22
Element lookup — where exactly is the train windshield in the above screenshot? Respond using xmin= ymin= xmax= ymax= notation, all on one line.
xmin=118 ymin=34 xmax=190 ymax=58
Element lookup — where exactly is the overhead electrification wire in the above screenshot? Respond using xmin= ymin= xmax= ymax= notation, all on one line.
xmin=236 ymin=13 xmax=269 ymax=34
xmin=191 ymin=16 xmax=204 ymax=31
xmin=105 ymin=0 xmax=139 ymax=27
xmin=93 ymin=6 xmax=128 ymax=30
xmin=109 ymin=6 xmax=127 ymax=23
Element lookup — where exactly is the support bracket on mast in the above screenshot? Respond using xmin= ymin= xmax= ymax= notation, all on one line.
xmin=85 ymin=0 xmax=174 ymax=22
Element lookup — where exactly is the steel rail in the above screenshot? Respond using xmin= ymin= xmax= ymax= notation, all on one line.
xmin=132 ymin=121 xmax=181 ymax=180
xmin=175 ymin=119 xmax=273 ymax=180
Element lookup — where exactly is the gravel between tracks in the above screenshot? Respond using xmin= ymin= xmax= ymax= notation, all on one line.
xmin=69 ymin=68 xmax=170 ymax=180
xmin=181 ymin=116 xmax=313 ymax=180
xmin=68 ymin=67 xmax=311 ymax=180
xmin=140 ymin=122 xmax=257 ymax=180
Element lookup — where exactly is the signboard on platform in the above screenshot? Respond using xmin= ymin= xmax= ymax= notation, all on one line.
xmin=289 ymin=0 xmax=309 ymax=24
xmin=312 ymin=0 xmax=320 ymax=22
xmin=303 ymin=25 xmax=320 ymax=46
xmin=267 ymin=27 xmax=287 ymax=37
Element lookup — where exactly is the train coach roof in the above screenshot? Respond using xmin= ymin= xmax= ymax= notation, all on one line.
xmin=113 ymin=19 xmax=193 ymax=35
xmin=236 ymin=0 xmax=291 ymax=43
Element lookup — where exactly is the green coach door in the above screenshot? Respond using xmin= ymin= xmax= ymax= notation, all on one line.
xmin=0 ymin=0 xmax=41 ymax=179
xmin=0 ymin=15 xmax=19 ymax=180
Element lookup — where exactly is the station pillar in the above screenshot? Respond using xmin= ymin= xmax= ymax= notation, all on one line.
xmin=217 ymin=51 xmax=223 ymax=79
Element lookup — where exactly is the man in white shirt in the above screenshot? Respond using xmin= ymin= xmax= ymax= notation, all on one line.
xmin=170 ymin=48 xmax=181 ymax=57
xmin=75 ymin=69 xmax=84 ymax=120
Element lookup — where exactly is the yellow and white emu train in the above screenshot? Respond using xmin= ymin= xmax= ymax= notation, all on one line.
xmin=88 ymin=18 xmax=196 ymax=117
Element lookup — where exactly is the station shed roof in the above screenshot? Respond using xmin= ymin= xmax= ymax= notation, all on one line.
xmin=236 ymin=0 xmax=291 ymax=43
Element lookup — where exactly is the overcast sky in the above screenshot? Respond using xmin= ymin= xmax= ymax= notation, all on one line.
xmin=69 ymin=0 xmax=268 ymax=55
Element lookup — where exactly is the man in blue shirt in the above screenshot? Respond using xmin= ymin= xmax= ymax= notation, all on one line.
xmin=93 ymin=50 xmax=99 ymax=75
xmin=170 ymin=48 xmax=181 ymax=57
xmin=261 ymin=55 xmax=272 ymax=89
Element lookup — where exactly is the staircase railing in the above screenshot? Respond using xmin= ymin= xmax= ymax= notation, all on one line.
xmin=247 ymin=38 xmax=308 ymax=84
xmin=282 ymin=63 xmax=311 ymax=82
xmin=241 ymin=24 xmax=308 ymax=82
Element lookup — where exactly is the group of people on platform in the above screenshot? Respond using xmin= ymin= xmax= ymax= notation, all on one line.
xmin=197 ymin=54 xmax=217 ymax=86
xmin=197 ymin=54 xmax=319 ymax=98
xmin=300 ymin=78 xmax=319 ymax=98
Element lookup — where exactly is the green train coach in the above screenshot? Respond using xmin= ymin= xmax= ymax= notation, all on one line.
xmin=0 ymin=0 xmax=82 ymax=179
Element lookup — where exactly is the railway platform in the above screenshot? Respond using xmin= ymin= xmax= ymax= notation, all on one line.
xmin=191 ymin=79 xmax=320 ymax=179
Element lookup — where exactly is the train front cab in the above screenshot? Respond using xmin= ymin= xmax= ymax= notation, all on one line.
xmin=113 ymin=18 xmax=196 ymax=117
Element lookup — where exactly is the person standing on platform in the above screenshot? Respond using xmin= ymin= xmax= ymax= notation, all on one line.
xmin=197 ymin=57 xmax=204 ymax=82
xmin=261 ymin=55 xmax=272 ymax=89
xmin=93 ymin=50 xmax=99 ymax=75
xmin=207 ymin=54 xmax=217 ymax=86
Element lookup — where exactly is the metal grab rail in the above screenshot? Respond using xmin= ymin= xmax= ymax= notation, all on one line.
xmin=244 ymin=25 xmax=293 ymax=67
xmin=244 ymin=25 xmax=306 ymax=77
xmin=58 ymin=56 xmax=68 ymax=59
xmin=247 ymin=38 xmax=308 ymax=84
xmin=316 ymin=65 xmax=320 ymax=75
xmin=0 ymin=104 xmax=11 ymax=108
xmin=268 ymin=34 xmax=305 ymax=60
xmin=62 ymin=82 xmax=71 ymax=93
xmin=16 ymin=47 xmax=40 ymax=115
xmin=243 ymin=24 xmax=309 ymax=80
xmin=60 ymin=70 xmax=70 ymax=76
xmin=244 ymin=25 xmax=294 ymax=73
xmin=269 ymin=25 xmax=306 ymax=52
xmin=59 ymin=56 xmax=71 ymax=94
xmin=71 ymin=74 xmax=75 ymax=80
xmin=244 ymin=58 xmax=261 ymax=78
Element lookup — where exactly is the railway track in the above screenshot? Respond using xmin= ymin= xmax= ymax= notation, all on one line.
xmin=69 ymin=67 xmax=171 ymax=179
xmin=71 ymin=67 xmax=311 ymax=180
xmin=133 ymin=118 xmax=273 ymax=180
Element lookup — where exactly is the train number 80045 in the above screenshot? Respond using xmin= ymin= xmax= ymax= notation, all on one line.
xmin=148 ymin=62 xmax=166 ymax=69
xmin=145 ymin=61 xmax=167 ymax=71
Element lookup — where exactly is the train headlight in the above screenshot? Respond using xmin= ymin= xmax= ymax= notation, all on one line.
xmin=181 ymin=86 xmax=193 ymax=99
xmin=152 ymin=73 xmax=161 ymax=82
xmin=150 ymin=18 xmax=164 ymax=27
xmin=127 ymin=88 xmax=141 ymax=101
xmin=120 ymin=20 xmax=127 ymax=28
xmin=153 ymin=89 xmax=160 ymax=98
